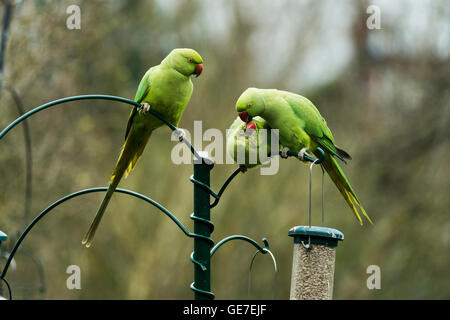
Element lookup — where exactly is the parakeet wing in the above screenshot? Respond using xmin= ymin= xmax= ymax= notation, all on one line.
xmin=125 ymin=68 xmax=154 ymax=140
xmin=313 ymin=135 xmax=346 ymax=162
xmin=283 ymin=94 xmax=345 ymax=162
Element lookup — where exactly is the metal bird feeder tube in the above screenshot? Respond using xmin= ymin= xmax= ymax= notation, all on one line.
xmin=288 ymin=226 xmax=344 ymax=300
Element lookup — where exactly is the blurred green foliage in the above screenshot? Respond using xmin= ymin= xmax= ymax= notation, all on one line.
xmin=0 ymin=0 xmax=448 ymax=299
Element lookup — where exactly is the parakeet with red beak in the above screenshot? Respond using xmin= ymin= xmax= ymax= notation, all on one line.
xmin=235 ymin=88 xmax=372 ymax=225
xmin=226 ymin=116 xmax=273 ymax=170
xmin=82 ymin=48 xmax=204 ymax=247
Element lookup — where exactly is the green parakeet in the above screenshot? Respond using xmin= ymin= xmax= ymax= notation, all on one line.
xmin=82 ymin=48 xmax=203 ymax=247
xmin=226 ymin=116 xmax=273 ymax=170
xmin=235 ymin=88 xmax=372 ymax=225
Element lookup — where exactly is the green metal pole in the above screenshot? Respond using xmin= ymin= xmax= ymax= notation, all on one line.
xmin=192 ymin=158 xmax=213 ymax=300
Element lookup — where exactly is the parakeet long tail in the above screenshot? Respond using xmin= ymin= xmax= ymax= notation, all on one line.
xmin=82 ymin=128 xmax=152 ymax=247
xmin=320 ymin=152 xmax=372 ymax=225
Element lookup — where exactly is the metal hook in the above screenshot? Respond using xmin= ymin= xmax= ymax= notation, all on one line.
xmin=0 ymin=277 xmax=12 ymax=300
xmin=306 ymin=157 xmax=326 ymax=229
xmin=321 ymin=164 xmax=325 ymax=226
xmin=301 ymin=235 xmax=311 ymax=250
xmin=248 ymin=248 xmax=277 ymax=299
xmin=300 ymin=157 xmax=325 ymax=251
xmin=308 ymin=158 xmax=320 ymax=228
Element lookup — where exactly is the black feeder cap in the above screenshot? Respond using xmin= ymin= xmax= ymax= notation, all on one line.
xmin=288 ymin=226 xmax=344 ymax=248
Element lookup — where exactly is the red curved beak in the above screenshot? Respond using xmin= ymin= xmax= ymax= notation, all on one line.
xmin=194 ymin=64 xmax=203 ymax=77
xmin=238 ymin=111 xmax=249 ymax=122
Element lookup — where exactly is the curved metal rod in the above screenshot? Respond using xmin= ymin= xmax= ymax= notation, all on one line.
xmin=0 ymin=94 xmax=203 ymax=160
xmin=190 ymin=167 xmax=242 ymax=209
xmin=314 ymin=147 xmax=325 ymax=164
xmin=210 ymin=167 xmax=242 ymax=209
xmin=1 ymin=277 xmax=11 ymax=300
xmin=190 ymin=282 xmax=215 ymax=300
xmin=210 ymin=236 xmax=269 ymax=258
xmin=0 ymin=95 xmax=138 ymax=139
xmin=0 ymin=187 xmax=195 ymax=279
xmin=278 ymin=147 xmax=325 ymax=164
xmin=321 ymin=164 xmax=325 ymax=225
xmin=189 ymin=175 xmax=219 ymax=200
xmin=248 ymin=248 xmax=277 ymax=299
xmin=308 ymin=158 xmax=320 ymax=228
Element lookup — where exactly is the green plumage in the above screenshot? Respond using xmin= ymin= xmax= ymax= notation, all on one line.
xmin=235 ymin=88 xmax=372 ymax=225
xmin=226 ymin=116 xmax=272 ymax=169
xmin=82 ymin=48 xmax=203 ymax=247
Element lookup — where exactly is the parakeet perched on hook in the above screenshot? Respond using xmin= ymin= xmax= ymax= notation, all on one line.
xmin=82 ymin=48 xmax=204 ymax=247
xmin=235 ymin=88 xmax=372 ymax=225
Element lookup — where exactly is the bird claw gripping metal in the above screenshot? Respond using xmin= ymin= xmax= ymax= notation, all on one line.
xmin=276 ymin=147 xmax=326 ymax=249
xmin=138 ymin=102 xmax=151 ymax=114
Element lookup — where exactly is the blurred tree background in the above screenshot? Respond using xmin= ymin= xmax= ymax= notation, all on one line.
xmin=0 ymin=0 xmax=448 ymax=299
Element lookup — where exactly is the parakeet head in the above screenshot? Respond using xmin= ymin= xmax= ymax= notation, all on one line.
xmin=165 ymin=48 xmax=203 ymax=77
xmin=235 ymin=88 xmax=266 ymax=123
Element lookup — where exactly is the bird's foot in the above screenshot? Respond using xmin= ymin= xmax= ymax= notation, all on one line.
xmin=297 ymin=147 xmax=313 ymax=162
xmin=280 ymin=147 xmax=290 ymax=159
xmin=173 ymin=128 xmax=187 ymax=142
xmin=139 ymin=102 xmax=151 ymax=114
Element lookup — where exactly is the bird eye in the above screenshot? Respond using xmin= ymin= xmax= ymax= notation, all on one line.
xmin=247 ymin=103 xmax=252 ymax=109
xmin=187 ymin=58 xmax=193 ymax=63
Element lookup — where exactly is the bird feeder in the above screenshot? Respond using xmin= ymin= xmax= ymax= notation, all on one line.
xmin=288 ymin=226 xmax=343 ymax=300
